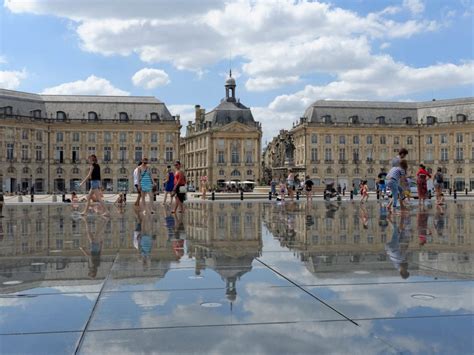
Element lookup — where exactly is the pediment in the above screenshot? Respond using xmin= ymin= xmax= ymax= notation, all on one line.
xmin=218 ymin=121 xmax=256 ymax=133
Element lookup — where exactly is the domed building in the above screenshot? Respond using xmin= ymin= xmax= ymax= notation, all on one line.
xmin=181 ymin=71 xmax=262 ymax=190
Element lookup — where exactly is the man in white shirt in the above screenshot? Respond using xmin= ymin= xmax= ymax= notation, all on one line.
xmin=133 ymin=162 xmax=142 ymax=206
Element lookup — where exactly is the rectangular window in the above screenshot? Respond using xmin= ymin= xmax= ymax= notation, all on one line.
xmin=151 ymin=133 xmax=158 ymax=143
xmin=134 ymin=147 xmax=143 ymax=162
xmin=166 ymin=133 xmax=173 ymax=143
xmin=55 ymin=146 xmax=64 ymax=163
xmin=325 ymin=135 xmax=331 ymax=144
xmin=353 ymin=135 xmax=359 ymax=144
xmin=456 ymin=147 xmax=463 ymax=160
xmin=36 ymin=146 xmax=43 ymax=161
xmin=119 ymin=147 xmax=127 ymax=161
xmin=324 ymin=148 xmax=332 ymax=161
xmin=353 ymin=149 xmax=360 ymax=161
xmin=218 ymin=150 xmax=225 ymax=163
xmin=150 ymin=147 xmax=158 ymax=162
xmin=380 ymin=135 xmax=386 ymax=144
xmin=217 ymin=139 xmax=225 ymax=148
xmin=311 ymin=134 xmax=317 ymax=144
xmin=36 ymin=131 xmax=43 ymax=142
xmin=311 ymin=148 xmax=318 ymax=162
xmin=231 ymin=147 xmax=240 ymax=164
xmin=366 ymin=135 xmax=372 ymax=144
xmin=165 ymin=147 xmax=173 ymax=162
xmin=104 ymin=146 xmax=111 ymax=162
xmin=21 ymin=145 xmax=28 ymax=160
xmin=246 ymin=139 xmax=253 ymax=148
xmin=426 ymin=148 xmax=433 ymax=161
xmin=394 ymin=136 xmax=399 ymax=145
xmin=456 ymin=133 xmax=463 ymax=143
xmin=440 ymin=134 xmax=448 ymax=144
xmin=338 ymin=147 xmax=346 ymax=161
xmin=339 ymin=135 xmax=345 ymax=144
xmin=72 ymin=132 xmax=80 ymax=142
xmin=88 ymin=132 xmax=96 ymax=142
xmin=56 ymin=132 xmax=63 ymax=142
xmin=104 ymin=132 xmax=111 ymax=143
xmin=440 ymin=148 xmax=448 ymax=161
xmin=6 ymin=143 xmax=14 ymax=160
xmin=22 ymin=130 xmax=28 ymax=140
xmin=135 ymin=132 xmax=142 ymax=143
xmin=407 ymin=136 xmax=413 ymax=145
xmin=426 ymin=135 xmax=433 ymax=144
xmin=72 ymin=146 xmax=80 ymax=163
xmin=88 ymin=146 xmax=96 ymax=157
xmin=245 ymin=151 xmax=253 ymax=163
xmin=120 ymin=132 xmax=127 ymax=143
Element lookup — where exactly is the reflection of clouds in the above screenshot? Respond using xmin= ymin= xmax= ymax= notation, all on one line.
xmin=132 ymin=291 xmax=169 ymax=309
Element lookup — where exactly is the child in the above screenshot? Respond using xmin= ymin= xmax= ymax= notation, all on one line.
xmin=360 ymin=180 xmax=369 ymax=203
xmin=278 ymin=180 xmax=287 ymax=201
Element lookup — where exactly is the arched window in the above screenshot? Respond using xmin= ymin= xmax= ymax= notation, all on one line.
xmin=56 ymin=111 xmax=66 ymax=120
xmin=36 ymin=167 xmax=43 ymax=174
xmin=404 ymin=116 xmax=413 ymax=125
xmin=322 ymin=115 xmax=332 ymax=124
xmin=456 ymin=167 xmax=463 ymax=174
xmin=150 ymin=112 xmax=159 ymax=121
xmin=326 ymin=167 xmax=332 ymax=174
xmin=246 ymin=170 xmax=253 ymax=175
xmin=72 ymin=167 xmax=80 ymax=174
xmin=349 ymin=115 xmax=359 ymax=124
xmin=104 ymin=167 xmax=111 ymax=174
xmin=56 ymin=168 xmax=64 ymax=174
xmin=231 ymin=169 xmax=241 ymax=177
xmin=1 ymin=106 xmax=13 ymax=115
xmin=219 ymin=169 xmax=224 ymax=175
xmin=119 ymin=167 xmax=127 ymax=174
xmin=119 ymin=112 xmax=129 ymax=121
xmin=426 ymin=116 xmax=437 ymax=125
xmin=340 ymin=168 xmax=346 ymax=174
xmin=31 ymin=109 xmax=42 ymax=119
xmin=7 ymin=167 xmax=15 ymax=173
xmin=376 ymin=116 xmax=385 ymax=124
xmin=22 ymin=167 xmax=30 ymax=174
xmin=312 ymin=167 xmax=318 ymax=174
xmin=88 ymin=111 xmax=98 ymax=121
xmin=354 ymin=168 xmax=360 ymax=175
xmin=456 ymin=114 xmax=467 ymax=122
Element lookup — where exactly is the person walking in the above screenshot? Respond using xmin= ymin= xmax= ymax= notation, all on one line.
xmin=80 ymin=155 xmax=108 ymax=216
xmin=163 ymin=165 xmax=174 ymax=205
xmin=360 ymin=180 xmax=369 ymax=203
xmin=287 ymin=170 xmax=295 ymax=200
xmin=270 ymin=179 xmax=277 ymax=196
xmin=138 ymin=158 xmax=156 ymax=214
xmin=133 ymin=162 xmax=142 ymax=207
xmin=416 ymin=164 xmax=431 ymax=206
xmin=172 ymin=160 xmax=186 ymax=214
xmin=377 ymin=168 xmax=387 ymax=197
xmin=304 ymin=176 xmax=314 ymax=203
xmin=433 ymin=168 xmax=445 ymax=205
xmin=386 ymin=159 xmax=408 ymax=212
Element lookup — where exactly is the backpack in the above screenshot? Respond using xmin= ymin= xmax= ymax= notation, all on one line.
xmin=435 ymin=173 xmax=443 ymax=184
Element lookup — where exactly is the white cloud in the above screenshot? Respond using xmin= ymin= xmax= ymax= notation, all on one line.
xmin=132 ymin=68 xmax=170 ymax=89
xmin=246 ymin=76 xmax=300 ymax=92
xmin=380 ymin=42 xmax=391 ymax=49
xmin=0 ymin=69 xmax=27 ymax=89
xmin=41 ymin=75 xmax=129 ymax=95
xmin=403 ymin=0 xmax=425 ymax=15
xmin=0 ymin=56 xmax=7 ymax=65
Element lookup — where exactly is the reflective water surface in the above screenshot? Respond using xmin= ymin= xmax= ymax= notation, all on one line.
xmin=0 ymin=201 xmax=473 ymax=354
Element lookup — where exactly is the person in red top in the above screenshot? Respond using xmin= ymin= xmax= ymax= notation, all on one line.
xmin=172 ymin=160 xmax=186 ymax=214
xmin=416 ymin=164 xmax=431 ymax=207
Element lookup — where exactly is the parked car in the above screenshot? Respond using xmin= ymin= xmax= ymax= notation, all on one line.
xmin=187 ymin=184 xmax=196 ymax=192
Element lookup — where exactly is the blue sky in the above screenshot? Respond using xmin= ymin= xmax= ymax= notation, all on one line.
xmin=1 ymin=0 xmax=473 ymax=141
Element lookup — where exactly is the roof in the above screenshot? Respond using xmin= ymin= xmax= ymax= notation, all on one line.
xmin=205 ymin=99 xmax=255 ymax=125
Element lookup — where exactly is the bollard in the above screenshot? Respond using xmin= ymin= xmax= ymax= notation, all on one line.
xmin=376 ymin=190 xmax=380 ymax=200
xmin=296 ymin=191 xmax=300 ymax=200
xmin=153 ymin=193 xmax=157 ymax=202
xmin=211 ymin=191 xmax=215 ymax=201
xmin=449 ymin=188 xmax=452 ymax=196
xmin=269 ymin=191 xmax=272 ymax=200
xmin=240 ymin=191 xmax=244 ymax=200
xmin=18 ymin=195 xmax=23 ymax=202
xmin=31 ymin=194 xmax=34 ymax=203
xmin=350 ymin=190 xmax=353 ymax=200
xmin=466 ymin=188 xmax=468 ymax=195
xmin=124 ymin=193 xmax=127 ymax=202
xmin=62 ymin=194 xmax=66 ymax=202
xmin=454 ymin=190 xmax=457 ymax=201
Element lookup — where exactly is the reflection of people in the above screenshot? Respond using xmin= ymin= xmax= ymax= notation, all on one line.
xmin=80 ymin=216 xmax=107 ymax=278
xmin=80 ymin=155 xmax=108 ymax=216
xmin=172 ymin=212 xmax=185 ymax=258
xmin=114 ymin=193 xmax=126 ymax=213
xmin=359 ymin=204 xmax=369 ymax=229
xmin=385 ymin=212 xmax=410 ymax=279
xmin=137 ymin=212 xmax=153 ymax=268
xmin=417 ymin=209 xmax=431 ymax=246
xmin=0 ymin=192 xmax=4 ymax=218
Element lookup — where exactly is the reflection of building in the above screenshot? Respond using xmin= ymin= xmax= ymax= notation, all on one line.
xmin=264 ymin=98 xmax=474 ymax=190
xmin=262 ymin=202 xmax=474 ymax=276
xmin=185 ymin=202 xmax=262 ymax=301
xmin=0 ymin=89 xmax=180 ymax=193
xmin=180 ymin=73 xmax=262 ymax=189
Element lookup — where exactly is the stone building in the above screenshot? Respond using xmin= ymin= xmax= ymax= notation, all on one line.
xmin=0 ymin=89 xmax=181 ymax=193
xmin=264 ymin=98 xmax=474 ymax=191
xmin=181 ymin=72 xmax=262 ymax=189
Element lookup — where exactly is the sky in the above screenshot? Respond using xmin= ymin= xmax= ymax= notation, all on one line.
xmin=0 ymin=0 xmax=473 ymax=143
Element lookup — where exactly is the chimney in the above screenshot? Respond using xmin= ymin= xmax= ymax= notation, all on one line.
xmin=195 ymin=105 xmax=201 ymax=122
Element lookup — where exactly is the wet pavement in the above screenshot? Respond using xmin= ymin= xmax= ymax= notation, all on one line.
xmin=0 ymin=200 xmax=473 ymax=354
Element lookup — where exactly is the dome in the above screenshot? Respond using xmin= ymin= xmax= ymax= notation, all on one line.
xmin=225 ymin=76 xmax=236 ymax=86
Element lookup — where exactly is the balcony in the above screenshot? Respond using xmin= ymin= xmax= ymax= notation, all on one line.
xmin=21 ymin=158 xmax=31 ymax=163
xmin=352 ymin=159 xmax=361 ymax=164
xmin=454 ymin=159 xmax=465 ymax=164
xmin=310 ymin=160 xmax=320 ymax=164
xmin=366 ymin=158 xmax=374 ymax=164
xmin=379 ymin=160 xmax=389 ymax=164
xmin=338 ymin=160 xmax=348 ymax=164
xmin=324 ymin=160 xmax=334 ymax=164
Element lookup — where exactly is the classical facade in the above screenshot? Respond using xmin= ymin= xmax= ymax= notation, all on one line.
xmin=181 ymin=73 xmax=262 ymax=189
xmin=0 ymin=89 xmax=181 ymax=193
xmin=264 ymin=98 xmax=474 ymax=190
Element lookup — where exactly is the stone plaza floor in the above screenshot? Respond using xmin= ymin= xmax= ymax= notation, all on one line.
xmin=0 ymin=200 xmax=473 ymax=354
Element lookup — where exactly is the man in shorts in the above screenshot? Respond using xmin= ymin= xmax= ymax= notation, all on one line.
xmin=133 ymin=162 xmax=142 ymax=207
